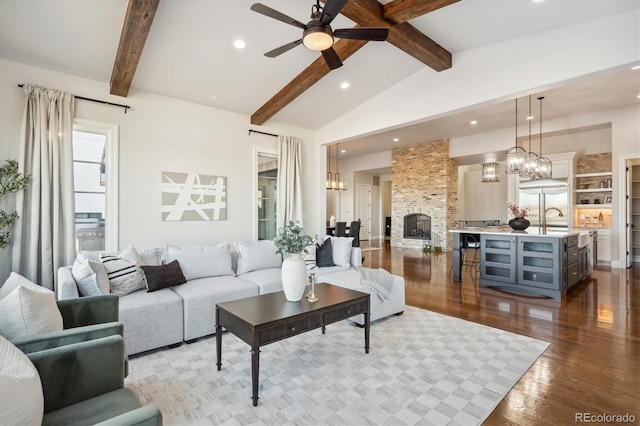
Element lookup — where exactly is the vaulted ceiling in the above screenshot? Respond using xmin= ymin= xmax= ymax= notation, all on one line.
xmin=0 ymin=0 xmax=638 ymax=158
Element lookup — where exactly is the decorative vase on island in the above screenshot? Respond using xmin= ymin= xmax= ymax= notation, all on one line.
xmin=281 ymin=253 xmax=307 ymax=301
xmin=509 ymin=218 xmax=530 ymax=231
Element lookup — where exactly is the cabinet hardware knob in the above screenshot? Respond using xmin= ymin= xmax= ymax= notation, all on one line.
xmin=347 ymin=310 xmax=351 ymax=314
xmin=291 ymin=327 xmax=296 ymax=331
xmin=572 ymin=272 xmax=577 ymax=276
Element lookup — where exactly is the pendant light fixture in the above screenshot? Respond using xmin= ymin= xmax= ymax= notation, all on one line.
xmin=520 ymin=95 xmax=539 ymax=179
xmin=481 ymin=159 xmax=500 ymax=183
xmin=505 ymin=98 xmax=527 ymax=174
xmin=326 ymin=144 xmax=345 ymax=190
xmin=535 ymin=96 xmax=552 ymax=179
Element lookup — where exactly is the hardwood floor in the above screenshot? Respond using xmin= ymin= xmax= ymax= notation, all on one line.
xmin=360 ymin=241 xmax=639 ymax=425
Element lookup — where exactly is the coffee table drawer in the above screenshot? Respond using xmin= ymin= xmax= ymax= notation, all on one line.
xmin=259 ymin=315 xmax=321 ymax=344
xmin=323 ymin=301 xmax=368 ymax=324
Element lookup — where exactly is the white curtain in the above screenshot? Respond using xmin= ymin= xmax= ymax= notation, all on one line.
xmin=276 ymin=136 xmax=304 ymax=229
xmin=12 ymin=85 xmax=76 ymax=290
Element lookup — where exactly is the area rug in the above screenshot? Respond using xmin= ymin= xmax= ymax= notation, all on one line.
xmin=125 ymin=306 xmax=549 ymax=425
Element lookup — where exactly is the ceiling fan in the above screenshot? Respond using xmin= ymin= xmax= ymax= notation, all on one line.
xmin=250 ymin=0 xmax=389 ymax=70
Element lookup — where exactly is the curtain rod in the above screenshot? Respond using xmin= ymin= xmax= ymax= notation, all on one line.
xmin=248 ymin=129 xmax=278 ymax=137
xmin=17 ymin=84 xmax=131 ymax=113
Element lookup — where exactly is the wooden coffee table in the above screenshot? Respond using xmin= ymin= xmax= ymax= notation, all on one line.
xmin=216 ymin=283 xmax=370 ymax=406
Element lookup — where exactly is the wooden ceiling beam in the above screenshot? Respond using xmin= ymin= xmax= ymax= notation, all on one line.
xmin=251 ymin=38 xmax=368 ymax=126
xmin=334 ymin=0 xmax=451 ymax=71
xmin=110 ymin=0 xmax=160 ymax=97
xmin=383 ymin=0 xmax=460 ymax=24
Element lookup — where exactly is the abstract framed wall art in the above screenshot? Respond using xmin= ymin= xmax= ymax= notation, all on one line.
xmin=161 ymin=171 xmax=227 ymax=221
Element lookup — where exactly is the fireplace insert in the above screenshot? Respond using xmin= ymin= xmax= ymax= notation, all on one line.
xmin=403 ymin=213 xmax=431 ymax=240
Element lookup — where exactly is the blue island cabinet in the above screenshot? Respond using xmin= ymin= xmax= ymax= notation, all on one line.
xmin=479 ymin=234 xmax=570 ymax=299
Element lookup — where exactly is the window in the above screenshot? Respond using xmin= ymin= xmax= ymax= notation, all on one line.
xmin=257 ymin=151 xmax=277 ymax=240
xmin=72 ymin=120 xmax=118 ymax=251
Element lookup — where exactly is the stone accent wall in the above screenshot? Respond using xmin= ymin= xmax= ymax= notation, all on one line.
xmin=576 ymin=153 xmax=612 ymax=174
xmin=391 ymin=140 xmax=458 ymax=250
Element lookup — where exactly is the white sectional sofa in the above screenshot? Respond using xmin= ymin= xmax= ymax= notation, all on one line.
xmin=57 ymin=239 xmax=405 ymax=355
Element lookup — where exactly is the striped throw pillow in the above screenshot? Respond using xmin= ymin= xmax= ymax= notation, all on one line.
xmin=99 ymin=254 xmax=146 ymax=296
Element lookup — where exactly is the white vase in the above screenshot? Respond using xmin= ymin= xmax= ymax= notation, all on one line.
xmin=329 ymin=215 xmax=336 ymax=228
xmin=282 ymin=253 xmax=307 ymax=302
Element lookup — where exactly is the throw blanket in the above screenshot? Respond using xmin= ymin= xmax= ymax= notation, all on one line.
xmin=357 ymin=267 xmax=393 ymax=301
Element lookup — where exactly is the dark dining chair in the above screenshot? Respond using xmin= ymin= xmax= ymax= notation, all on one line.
xmin=348 ymin=221 xmax=361 ymax=247
xmin=335 ymin=222 xmax=347 ymax=237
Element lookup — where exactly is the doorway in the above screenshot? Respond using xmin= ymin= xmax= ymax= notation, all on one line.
xmin=625 ymin=157 xmax=640 ymax=266
xmin=356 ymin=183 xmax=371 ymax=241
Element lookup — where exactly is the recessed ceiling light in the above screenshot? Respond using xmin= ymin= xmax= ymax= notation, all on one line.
xmin=233 ymin=39 xmax=246 ymax=49
xmin=633 ymin=65 xmax=640 ymax=70
xmin=340 ymin=82 xmax=350 ymax=89
xmin=393 ymin=138 xmax=399 ymax=142
xmin=532 ymin=0 xmax=544 ymax=3
xmin=637 ymin=94 xmax=640 ymax=98
xmin=526 ymin=115 xmax=534 ymax=120
xmin=341 ymin=149 xmax=346 ymax=153
xmin=470 ymin=120 xmax=478 ymax=125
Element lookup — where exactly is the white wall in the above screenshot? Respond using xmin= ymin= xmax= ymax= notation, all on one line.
xmin=0 ymin=58 xmax=321 ymax=283
xmin=458 ymin=165 xmax=508 ymax=222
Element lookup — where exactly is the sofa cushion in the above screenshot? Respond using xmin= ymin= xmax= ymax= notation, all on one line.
xmin=0 ymin=273 xmax=63 ymax=340
xmin=138 ymin=247 xmax=164 ymax=266
xmin=0 ymin=335 xmax=44 ymax=426
xmin=71 ymin=254 xmax=110 ymax=296
xmin=235 ymin=240 xmax=282 ymax=275
xmin=141 ymin=260 xmax=187 ymax=292
xmin=330 ymin=237 xmax=354 ymax=267
xmin=118 ymin=288 xmax=183 ymax=355
xmin=316 ymin=238 xmax=334 ymax=267
xmin=171 ymin=276 xmax=260 ymax=340
xmin=238 ymin=268 xmax=283 ymax=294
xmin=100 ymin=253 xmax=146 ymax=297
xmin=164 ymin=244 xmax=234 ymax=280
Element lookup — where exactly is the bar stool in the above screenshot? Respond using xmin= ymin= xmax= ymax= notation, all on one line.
xmin=449 ymin=233 xmax=481 ymax=281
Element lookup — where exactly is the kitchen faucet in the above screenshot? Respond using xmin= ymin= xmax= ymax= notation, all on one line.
xmin=542 ymin=207 xmax=564 ymax=233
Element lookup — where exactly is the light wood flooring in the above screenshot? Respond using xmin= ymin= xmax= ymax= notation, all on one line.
xmin=360 ymin=241 xmax=639 ymax=425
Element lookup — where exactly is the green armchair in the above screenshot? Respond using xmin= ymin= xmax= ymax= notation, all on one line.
xmin=10 ymin=294 xmax=128 ymax=376
xmin=27 ymin=334 xmax=162 ymax=425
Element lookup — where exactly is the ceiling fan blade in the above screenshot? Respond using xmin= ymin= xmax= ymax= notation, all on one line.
xmin=264 ymin=39 xmax=303 ymax=58
xmin=320 ymin=0 xmax=347 ymax=25
xmin=322 ymin=47 xmax=343 ymax=70
xmin=250 ymin=3 xmax=306 ymax=29
xmin=334 ymin=27 xmax=389 ymax=41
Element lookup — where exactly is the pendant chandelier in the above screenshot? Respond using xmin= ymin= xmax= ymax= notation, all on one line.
xmin=505 ymin=98 xmax=527 ymax=174
xmin=520 ymin=95 xmax=539 ymax=179
xmin=534 ymin=96 xmax=552 ymax=179
xmin=326 ymin=144 xmax=346 ymax=190
xmin=481 ymin=159 xmax=500 ymax=183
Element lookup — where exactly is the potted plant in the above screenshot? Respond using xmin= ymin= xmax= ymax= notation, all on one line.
xmin=0 ymin=160 xmax=30 ymax=248
xmin=273 ymin=220 xmax=314 ymax=301
xmin=508 ymin=203 xmax=530 ymax=231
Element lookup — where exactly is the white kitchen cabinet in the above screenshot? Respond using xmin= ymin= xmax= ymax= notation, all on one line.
xmin=597 ymin=231 xmax=611 ymax=264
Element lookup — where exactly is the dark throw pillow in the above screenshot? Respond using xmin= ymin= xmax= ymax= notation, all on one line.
xmin=316 ymin=238 xmax=335 ymax=267
xmin=141 ymin=260 xmax=187 ymax=292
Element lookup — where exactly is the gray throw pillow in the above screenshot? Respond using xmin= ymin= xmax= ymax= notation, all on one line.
xmin=71 ymin=254 xmax=110 ymax=296
xmin=316 ymin=238 xmax=334 ymax=267
xmin=235 ymin=240 xmax=282 ymax=275
xmin=142 ymin=260 xmax=187 ymax=292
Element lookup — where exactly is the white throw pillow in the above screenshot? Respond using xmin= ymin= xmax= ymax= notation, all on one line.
xmin=0 ymin=335 xmax=44 ymax=425
xmin=164 ymin=244 xmax=234 ymax=280
xmin=235 ymin=240 xmax=282 ymax=275
xmin=72 ymin=254 xmax=110 ymax=296
xmin=0 ymin=274 xmax=63 ymax=340
xmin=304 ymin=243 xmax=318 ymax=270
xmin=100 ymin=252 xmax=146 ymax=296
xmin=330 ymin=237 xmax=354 ymax=267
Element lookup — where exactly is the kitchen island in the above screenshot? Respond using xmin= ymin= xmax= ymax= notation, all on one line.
xmin=450 ymin=227 xmax=594 ymax=299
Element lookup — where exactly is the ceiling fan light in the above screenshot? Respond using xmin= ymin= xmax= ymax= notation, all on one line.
xmin=303 ymin=26 xmax=334 ymax=51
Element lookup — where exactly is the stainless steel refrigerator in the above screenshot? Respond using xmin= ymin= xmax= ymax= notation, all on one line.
xmin=518 ymin=179 xmax=569 ymax=229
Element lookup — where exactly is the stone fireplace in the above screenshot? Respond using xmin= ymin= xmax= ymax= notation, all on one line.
xmin=391 ymin=140 xmax=458 ymax=250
